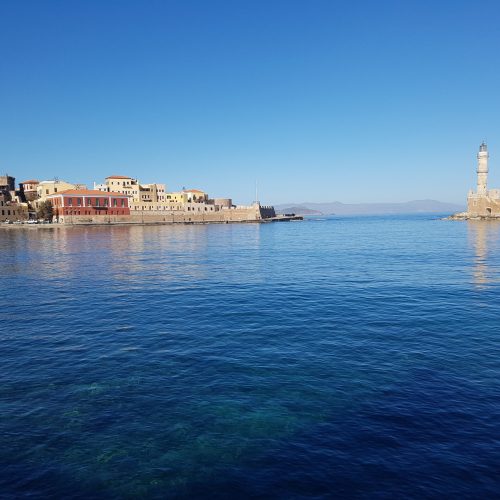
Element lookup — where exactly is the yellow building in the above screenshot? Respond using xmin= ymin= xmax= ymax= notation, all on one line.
xmin=37 ymin=180 xmax=85 ymax=199
xmin=182 ymin=189 xmax=208 ymax=203
xmin=96 ymin=175 xmax=166 ymax=203
xmin=94 ymin=177 xmax=222 ymax=217
xmin=165 ymin=192 xmax=185 ymax=203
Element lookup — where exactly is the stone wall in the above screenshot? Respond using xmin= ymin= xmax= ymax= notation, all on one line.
xmin=467 ymin=195 xmax=500 ymax=218
xmin=0 ymin=195 xmax=29 ymax=220
xmin=56 ymin=205 xmax=265 ymax=224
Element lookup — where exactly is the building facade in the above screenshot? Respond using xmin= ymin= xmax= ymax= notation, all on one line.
xmin=0 ymin=174 xmax=29 ymax=220
xmin=0 ymin=175 xmax=16 ymax=192
xmin=47 ymin=189 xmax=130 ymax=223
xmin=0 ymin=194 xmax=29 ymax=221
xmin=95 ymin=175 xmax=166 ymax=203
xmin=182 ymin=189 xmax=208 ymax=203
xmin=20 ymin=180 xmax=40 ymax=202
xmin=37 ymin=180 xmax=86 ymax=200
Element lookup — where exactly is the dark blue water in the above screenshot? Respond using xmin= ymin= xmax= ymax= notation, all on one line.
xmin=1 ymin=215 xmax=500 ymax=498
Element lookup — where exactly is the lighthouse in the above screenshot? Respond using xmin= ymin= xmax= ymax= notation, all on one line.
xmin=477 ymin=142 xmax=489 ymax=196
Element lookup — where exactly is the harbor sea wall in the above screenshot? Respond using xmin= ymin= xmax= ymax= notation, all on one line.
xmin=451 ymin=196 xmax=500 ymax=220
xmin=466 ymin=195 xmax=500 ymax=218
xmin=55 ymin=205 xmax=272 ymax=224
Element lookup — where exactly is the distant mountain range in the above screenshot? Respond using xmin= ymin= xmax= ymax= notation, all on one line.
xmin=275 ymin=200 xmax=465 ymax=216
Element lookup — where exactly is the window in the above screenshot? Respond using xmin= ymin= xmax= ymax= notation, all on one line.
xmin=77 ymin=198 xmax=82 ymax=206
xmin=67 ymin=198 xmax=72 ymax=206
xmin=104 ymin=199 xmax=108 ymax=207
xmin=113 ymin=199 xmax=117 ymax=207
xmin=95 ymin=199 xmax=100 ymax=207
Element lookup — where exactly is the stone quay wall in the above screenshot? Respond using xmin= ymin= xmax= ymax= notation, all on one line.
xmin=466 ymin=195 xmax=500 ymax=218
xmin=56 ymin=205 xmax=270 ymax=225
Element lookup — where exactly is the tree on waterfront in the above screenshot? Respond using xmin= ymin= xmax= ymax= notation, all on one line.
xmin=37 ymin=200 xmax=53 ymax=221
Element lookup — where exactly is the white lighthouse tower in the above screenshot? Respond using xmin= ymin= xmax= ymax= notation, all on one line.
xmin=477 ymin=141 xmax=489 ymax=196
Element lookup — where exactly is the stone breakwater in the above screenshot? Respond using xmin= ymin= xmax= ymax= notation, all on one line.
xmin=1 ymin=211 xmax=302 ymax=228
xmin=447 ymin=212 xmax=500 ymax=221
xmin=54 ymin=204 xmax=279 ymax=225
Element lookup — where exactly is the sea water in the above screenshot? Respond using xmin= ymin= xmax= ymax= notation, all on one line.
xmin=1 ymin=215 xmax=499 ymax=498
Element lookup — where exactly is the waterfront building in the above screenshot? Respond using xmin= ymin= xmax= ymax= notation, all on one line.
xmin=182 ymin=189 xmax=208 ymax=203
xmin=20 ymin=180 xmax=39 ymax=202
xmin=37 ymin=180 xmax=86 ymax=199
xmin=47 ymin=189 xmax=130 ymax=223
xmin=95 ymin=176 xmax=215 ymax=214
xmin=165 ymin=192 xmax=187 ymax=204
xmin=95 ymin=175 xmax=166 ymax=203
xmin=0 ymin=193 xmax=29 ymax=220
xmin=0 ymin=174 xmax=16 ymax=192
xmin=10 ymin=171 xmax=276 ymax=224
xmin=0 ymin=174 xmax=29 ymax=220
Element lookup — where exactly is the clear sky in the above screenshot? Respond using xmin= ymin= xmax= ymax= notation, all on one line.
xmin=1 ymin=0 xmax=500 ymax=204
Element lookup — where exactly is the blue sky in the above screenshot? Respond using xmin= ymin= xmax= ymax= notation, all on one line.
xmin=1 ymin=0 xmax=500 ymax=204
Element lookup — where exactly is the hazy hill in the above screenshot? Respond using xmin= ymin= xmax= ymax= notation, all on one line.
xmin=275 ymin=206 xmax=323 ymax=215
xmin=275 ymin=200 xmax=464 ymax=216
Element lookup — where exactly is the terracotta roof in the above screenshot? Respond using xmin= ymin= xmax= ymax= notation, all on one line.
xmin=106 ymin=175 xmax=134 ymax=179
xmin=48 ymin=189 xmax=129 ymax=197
xmin=21 ymin=180 xmax=39 ymax=184
xmin=183 ymin=189 xmax=205 ymax=193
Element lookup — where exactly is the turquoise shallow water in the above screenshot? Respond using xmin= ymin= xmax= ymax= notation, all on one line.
xmin=1 ymin=215 xmax=500 ymax=498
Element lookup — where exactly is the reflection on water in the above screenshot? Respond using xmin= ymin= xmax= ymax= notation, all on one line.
xmin=1 ymin=223 xmax=264 ymax=286
xmin=467 ymin=220 xmax=500 ymax=287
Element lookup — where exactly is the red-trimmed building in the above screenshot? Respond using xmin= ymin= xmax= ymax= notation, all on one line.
xmin=47 ymin=189 xmax=130 ymax=222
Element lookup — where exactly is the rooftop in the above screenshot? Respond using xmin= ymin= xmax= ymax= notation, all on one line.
xmin=48 ymin=189 xmax=129 ymax=197
xmin=38 ymin=179 xmax=70 ymax=185
xmin=21 ymin=180 xmax=39 ymax=184
xmin=106 ymin=175 xmax=134 ymax=179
